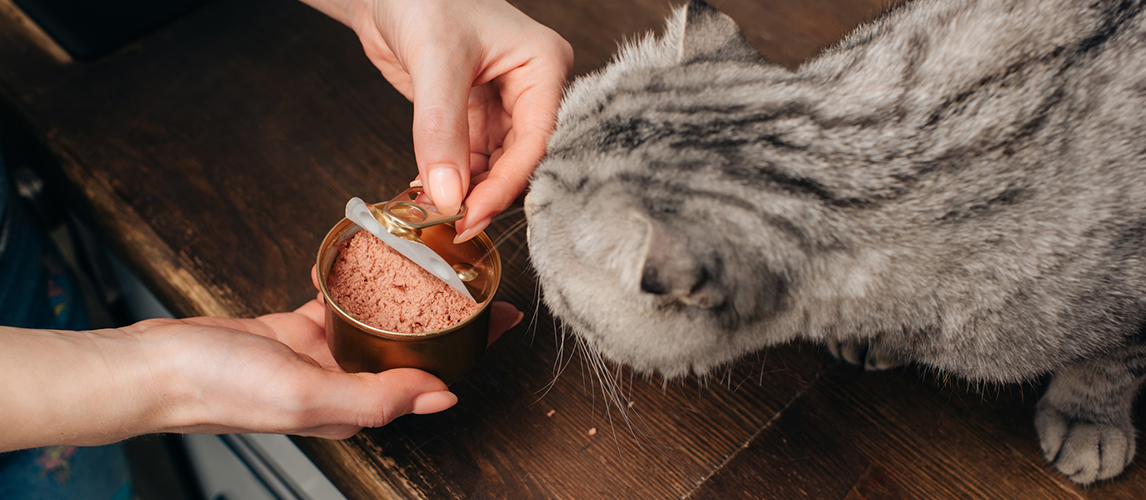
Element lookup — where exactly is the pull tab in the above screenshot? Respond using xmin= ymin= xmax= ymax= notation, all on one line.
xmin=384 ymin=186 xmax=467 ymax=230
xmin=363 ymin=186 xmax=466 ymax=242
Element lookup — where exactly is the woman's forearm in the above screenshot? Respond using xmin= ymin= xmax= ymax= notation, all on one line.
xmin=0 ymin=325 xmax=176 ymax=452
xmin=0 ymin=300 xmax=473 ymax=452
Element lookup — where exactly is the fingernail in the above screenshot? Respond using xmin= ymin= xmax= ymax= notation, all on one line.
xmin=410 ymin=178 xmax=423 ymax=188
xmin=428 ymin=166 xmax=463 ymax=216
xmin=511 ymin=311 xmax=524 ymax=329
xmin=412 ymin=390 xmax=458 ymax=415
xmin=453 ymin=217 xmax=491 ymax=244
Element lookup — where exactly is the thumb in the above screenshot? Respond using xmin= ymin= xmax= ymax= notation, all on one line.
xmin=410 ymin=51 xmax=474 ymax=217
xmin=319 ymin=368 xmax=456 ymax=428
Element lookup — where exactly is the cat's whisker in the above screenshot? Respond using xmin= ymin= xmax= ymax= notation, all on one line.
xmin=575 ymin=334 xmax=649 ymax=444
xmin=626 ymin=369 xmax=635 ymax=403
xmin=758 ymin=350 xmax=770 ymax=386
xmin=490 ymin=217 xmax=527 ymax=250
xmin=535 ymin=325 xmax=580 ymax=402
xmin=490 ymin=206 xmax=523 ymax=223
xmin=733 ymin=370 xmax=752 ymax=392
xmin=572 ymin=337 xmax=596 ymax=417
xmin=524 ymin=279 xmax=542 ymax=349
xmin=479 ymin=216 xmax=529 ymax=266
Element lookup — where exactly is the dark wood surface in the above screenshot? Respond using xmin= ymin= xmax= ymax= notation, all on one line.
xmin=3 ymin=0 xmax=1146 ymax=498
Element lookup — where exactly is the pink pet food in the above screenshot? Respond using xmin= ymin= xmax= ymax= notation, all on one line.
xmin=327 ymin=231 xmax=479 ymax=333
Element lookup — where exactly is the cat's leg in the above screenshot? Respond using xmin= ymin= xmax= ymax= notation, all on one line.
xmin=1035 ymin=345 xmax=1146 ymax=485
xmin=826 ymin=338 xmax=908 ymax=371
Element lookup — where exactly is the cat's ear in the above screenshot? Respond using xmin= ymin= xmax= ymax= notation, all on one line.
xmin=677 ymin=0 xmax=763 ymax=65
xmin=639 ymin=221 xmax=726 ymax=309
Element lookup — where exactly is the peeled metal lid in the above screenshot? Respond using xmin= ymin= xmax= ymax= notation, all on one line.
xmin=344 ymin=188 xmax=474 ymax=301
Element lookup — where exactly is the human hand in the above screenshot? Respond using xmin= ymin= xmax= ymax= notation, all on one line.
xmin=137 ymin=297 xmax=520 ymax=440
xmin=0 ymin=279 xmax=521 ymax=452
xmin=303 ymin=0 xmax=573 ymax=241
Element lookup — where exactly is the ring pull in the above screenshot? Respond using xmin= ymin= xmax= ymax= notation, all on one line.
xmin=383 ymin=186 xmax=467 ymax=229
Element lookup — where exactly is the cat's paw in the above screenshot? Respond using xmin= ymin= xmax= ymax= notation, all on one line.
xmin=826 ymin=340 xmax=906 ymax=371
xmin=1035 ymin=401 xmax=1136 ymax=485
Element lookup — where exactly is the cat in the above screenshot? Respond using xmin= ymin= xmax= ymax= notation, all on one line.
xmin=524 ymin=0 xmax=1146 ymax=485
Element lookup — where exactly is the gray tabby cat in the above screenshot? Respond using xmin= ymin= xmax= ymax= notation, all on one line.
xmin=525 ymin=0 xmax=1146 ymax=485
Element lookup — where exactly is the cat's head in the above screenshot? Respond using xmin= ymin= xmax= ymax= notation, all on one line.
xmin=526 ymin=1 xmax=825 ymax=377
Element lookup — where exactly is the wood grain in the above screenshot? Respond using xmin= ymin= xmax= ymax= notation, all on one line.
xmin=0 ymin=0 xmax=70 ymax=63
xmin=2 ymin=0 xmax=1145 ymax=498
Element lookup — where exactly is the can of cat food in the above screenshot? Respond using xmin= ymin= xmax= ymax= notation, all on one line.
xmin=315 ymin=201 xmax=501 ymax=385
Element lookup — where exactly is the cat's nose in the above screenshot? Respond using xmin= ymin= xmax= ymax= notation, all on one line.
xmin=639 ymin=220 xmax=726 ymax=308
xmin=640 ymin=259 xmax=724 ymax=308
xmin=641 ymin=266 xmax=708 ymax=296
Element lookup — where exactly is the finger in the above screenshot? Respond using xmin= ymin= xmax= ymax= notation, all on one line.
xmin=311 ymin=267 xmax=327 ymax=306
xmin=294 ymin=299 xmax=326 ymax=327
xmin=316 ymin=368 xmax=454 ymax=427
xmin=487 ymin=145 xmax=505 ymax=172
xmin=252 ymin=309 xmax=332 ymax=364
xmin=454 ymin=151 xmax=529 ymax=239
xmin=296 ymin=352 xmax=323 ymax=368
xmin=410 ymin=48 xmax=476 ymax=217
xmin=487 ymin=301 xmax=523 ymax=347
xmin=458 ymin=72 xmax=566 ymax=234
xmin=469 ymin=152 xmax=489 ymax=176
xmin=453 ymin=216 xmax=492 ymax=245
xmin=470 ymin=171 xmax=491 ymax=186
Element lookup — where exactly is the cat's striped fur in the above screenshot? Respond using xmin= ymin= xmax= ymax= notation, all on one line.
xmin=525 ymin=0 xmax=1146 ymax=484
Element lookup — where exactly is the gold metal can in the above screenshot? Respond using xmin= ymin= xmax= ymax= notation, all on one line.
xmin=315 ymin=200 xmax=501 ymax=385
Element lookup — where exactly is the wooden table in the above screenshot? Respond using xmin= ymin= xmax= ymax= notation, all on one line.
xmin=3 ymin=0 xmax=1146 ymax=498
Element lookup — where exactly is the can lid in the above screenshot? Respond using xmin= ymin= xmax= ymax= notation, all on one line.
xmin=344 ymin=194 xmax=475 ymax=301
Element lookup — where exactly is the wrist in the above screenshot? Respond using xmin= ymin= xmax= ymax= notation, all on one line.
xmin=0 ymin=325 xmax=180 ymax=451
xmin=79 ymin=324 xmax=187 ymax=442
xmin=348 ymin=0 xmax=392 ymax=67
xmin=122 ymin=320 xmax=202 ymax=435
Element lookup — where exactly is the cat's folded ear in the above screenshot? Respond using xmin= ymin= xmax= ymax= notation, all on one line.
xmin=677 ymin=0 xmax=764 ymax=65
xmin=639 ymin=220 xmax=726 ymax=309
